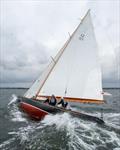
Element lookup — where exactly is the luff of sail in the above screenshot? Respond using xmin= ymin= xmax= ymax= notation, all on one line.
xmin=24 ymin=39 xmax=70 ymax=98
xmin=24 ymin=10 xmax=104 ymax=104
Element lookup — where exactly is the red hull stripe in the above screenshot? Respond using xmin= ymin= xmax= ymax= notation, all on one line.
xmin=20 ymin=102 xmax=49 ymax=119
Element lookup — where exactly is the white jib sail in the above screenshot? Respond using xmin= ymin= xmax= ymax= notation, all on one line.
xmin=25 ymin=10 xmax=103 ymax=101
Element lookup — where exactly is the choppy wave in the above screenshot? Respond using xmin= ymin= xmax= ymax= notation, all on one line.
xmin=1 ymin=111 xmax=120 ymax=150
xmin=0 ymin=90 xmax=120 ymax=150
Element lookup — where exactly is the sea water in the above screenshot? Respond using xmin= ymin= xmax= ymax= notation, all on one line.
xmin=0 ymin=88 xmax=120 ymax=150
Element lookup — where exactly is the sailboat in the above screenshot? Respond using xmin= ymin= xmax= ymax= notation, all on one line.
xmin=17 ymin=10 xmax=105 ymax=124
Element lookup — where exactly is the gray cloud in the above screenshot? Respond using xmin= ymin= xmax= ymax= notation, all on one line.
xmin=102 ymin=46 xmax=120 ymax=87
xmin=0 ymin=0 xmax=120 ymax=87
xmin=0 ymin=22 xmax=50 ymax=84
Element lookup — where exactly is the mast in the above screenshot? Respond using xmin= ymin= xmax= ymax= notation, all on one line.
xmin=25 ymin=10 xmax=104 ymax=104
xmin=35 ymin=10 xmax=90 ymax=98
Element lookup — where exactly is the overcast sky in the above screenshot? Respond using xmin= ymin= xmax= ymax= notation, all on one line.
xmin=0 ymin=0 xmax=120 ymax=88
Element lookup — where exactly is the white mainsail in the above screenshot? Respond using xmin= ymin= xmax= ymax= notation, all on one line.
xmin=24 ymin=10 xmax=104 ymax=103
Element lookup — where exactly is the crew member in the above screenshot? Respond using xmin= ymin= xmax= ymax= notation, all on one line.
xmin=44 ymin=98 xmax=49 ymax=104
xmin=57 ymin=97 xmax=64 ymax=107
xmin=57 ymin=97 xmax=71 ymax=110
xmin=49 ymin=94 xmax=57 ymax=106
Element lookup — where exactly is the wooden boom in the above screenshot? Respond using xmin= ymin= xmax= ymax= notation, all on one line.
xmin=36 ymin=95 xmax=105 ymax=104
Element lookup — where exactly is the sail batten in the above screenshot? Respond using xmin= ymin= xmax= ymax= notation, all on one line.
xmin=24 ymin=10 xmax=104 ymax=103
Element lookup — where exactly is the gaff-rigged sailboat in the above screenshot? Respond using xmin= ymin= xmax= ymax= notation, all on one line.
xmin=17 ymin=10 xmax=105 ymax=124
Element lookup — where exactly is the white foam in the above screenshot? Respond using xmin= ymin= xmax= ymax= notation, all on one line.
xmin=41 ymin=113 xmax=74 ymax=130
xmin=41 ymin=112 xmax=120 ymax=149
xmin=8 ymin=131 xmax=17 ymax=135
xmin=8 ymin=94 xmax=17 ymax=106
xmin=1 ymin=111 xmax=120 ymax=150
xmin=17 ymin=126 xmax=31 ymax=144
xmin=39 ymin=113 xmax=97 ymax=149
xmin=0 ymin=138 xmax=15 ymax=149
xmin=104 ymin=113 xmax=120 ymax=128
xmin=9 ymin=104 xmax=27 ymax=122
xmin=8 ymin=95 xmax=27 ymax=122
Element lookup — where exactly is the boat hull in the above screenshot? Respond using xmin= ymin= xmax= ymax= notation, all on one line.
xmin=20 ymin=102 xmax=49 ymax=120
xmin=17 ymin=96 xmax=104 ymax=124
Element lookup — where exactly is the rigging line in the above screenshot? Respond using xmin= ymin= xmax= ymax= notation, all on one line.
xmin=50 ymin=56 xmax=56 ymax=64
xmin=64 ymin=63 xmax=71 ymax=97
xmin=64 ymin=80 xmax=69 ymax=97
xmin=64 ymin=88 xmax=67 ymax=96
xmin=68 ymin=32 xmax=71 ymax=38
xmin=35 ymin=10 xmax=90 ymax=99
xmin=64 ymin=75 xmax=69 ymax=96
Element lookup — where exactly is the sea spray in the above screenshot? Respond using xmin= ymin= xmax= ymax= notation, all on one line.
xmin=8 ymin=94 xmax=17 ymax=106
xmin=8 ymin=94 xmax=27 ymax=122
